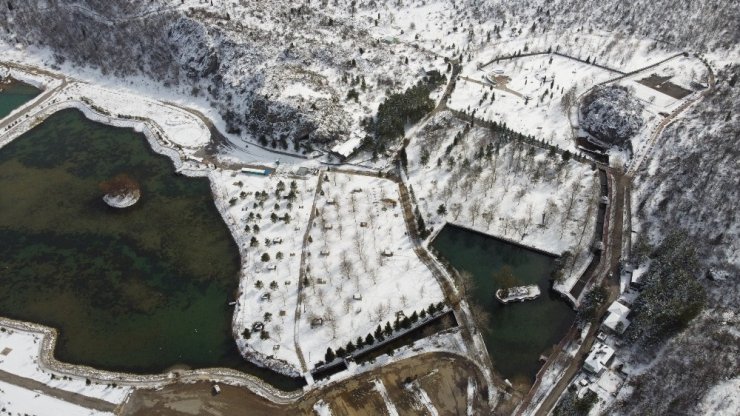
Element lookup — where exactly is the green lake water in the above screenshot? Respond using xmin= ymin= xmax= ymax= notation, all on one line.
xmin=0 ymin=79 xmax=40 ymax=120
xmin=431 ymin=224 xmax=575 ymax=384
xmin=0 ymin=109 xmax=304 ymax=389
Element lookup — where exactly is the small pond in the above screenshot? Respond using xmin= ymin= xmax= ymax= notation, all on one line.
xmin=0 ymin=109 xmax=304 ymax=390
xmin=0 ymin=78 xmax=41 ymax=120
xmin=431 ymin=224 xmax=575 ymax=385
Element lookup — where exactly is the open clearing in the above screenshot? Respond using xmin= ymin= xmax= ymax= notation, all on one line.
xmin=120 ymin=352 xmax=488 ymax=416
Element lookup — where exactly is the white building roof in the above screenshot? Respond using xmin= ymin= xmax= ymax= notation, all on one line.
xmin=589 ymin=370 xmax=624 ymax=401
xmin=241 ymin=167 xmax=268 ymax=175
xmin=603 ymin=301 xmax=631 ymax=334
xmin=584 ymin=342 xmax=615 ymax=374
xmin=330 ymin=132 xmax=362 ymax=158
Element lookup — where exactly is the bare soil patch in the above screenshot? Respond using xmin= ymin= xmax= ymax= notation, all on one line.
xmin=120 ymin=352 xmax=488 ymax=415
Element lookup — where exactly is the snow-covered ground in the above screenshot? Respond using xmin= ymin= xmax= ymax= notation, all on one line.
xmin=217 ymin=169 xmax=447 ymax=376
xmin=0 ymin=380 xmax=114 ymax=416
xmin=312 ymin=399 xmax=333 ymax=416
xmin=298 ymin=172 xmax=444 ymax=369
xmin=697 ymin=377 xmax=740 ymax=416
xmin=374 ymin=379 xmax=400 ymax=416
xmin=0 ymin=327 xmax=131 ymax=404
xmin=451 ymin=53 xmax=617 ymax=151
xmin=406 ymin=112 xmax=599 ymax=292
xmin=58 ymin=82 xmax=209 ymax=149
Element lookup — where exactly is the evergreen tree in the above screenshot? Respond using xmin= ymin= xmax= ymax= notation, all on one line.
xmin=325 ymin=347 xmax=336 ymax=362
xmin=375 ymin=325 xmax=384 ymax=340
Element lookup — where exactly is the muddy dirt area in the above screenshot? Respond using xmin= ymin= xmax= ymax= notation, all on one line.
xmin=120 ymin=352 xmax=490 ymax=415
xmin=637 ymin=74 xmax=693 ymax=99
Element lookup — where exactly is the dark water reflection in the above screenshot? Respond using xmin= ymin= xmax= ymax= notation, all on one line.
xmin=432 ymin=225 xmax=574 ymax=384
xmin=0 ymin=109 xmax=304 ymax=389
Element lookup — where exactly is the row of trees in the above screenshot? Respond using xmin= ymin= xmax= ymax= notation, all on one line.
xmin=317 ymin=302 xmax=446 ymax=367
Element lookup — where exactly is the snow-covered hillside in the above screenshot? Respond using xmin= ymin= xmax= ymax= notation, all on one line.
xmin=614 ymin=65 xmax=740 ymax=415
xmin=634 ymin=65 xmax=739 ymax=272
xmin=4 ymin=0 xmax=737 ymax=156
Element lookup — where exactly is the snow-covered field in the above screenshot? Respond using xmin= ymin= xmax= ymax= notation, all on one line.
xmin=215 ymin=169 xmax=318 ymax=374
xmin=298 ymin=172 xmax=445 ymax=369
xmin=406 ymin=112 xmax=599 ymax=289
xmin=0 ymin=380 xmax=113 ymax=416
xmin=219 ymin=169 xmax=447 ymax=375
xmin=450 ymin=53 xmax=617 ymax=151
xmin=0 ymin=327 xmax=131 ymax=404
xmin=58 ymin=82 xmax=209 ymax=149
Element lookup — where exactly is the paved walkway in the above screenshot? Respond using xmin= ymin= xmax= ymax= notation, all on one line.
xmin=0 ymin=368 xmax=118 ymax=413
xmin=293 ymin=170 xmax=325 ymax=374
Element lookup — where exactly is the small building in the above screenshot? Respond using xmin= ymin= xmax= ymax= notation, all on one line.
xmin=323 ymin=223 xmax=333 ymax=230
xmin=272 ymin=237 xmax=283 ymax=244
xmin=252 ymin=322 xmax=264 ymax=332
xmin=602 ymin=301 xmax=631 ymax=334
xmin=212 ymin=384 xmax=221 ymax=395
xmin=326 ymin=198 xmax=336 ymax=205
xmin=320 ymin=249 xmax=330 ymax=256
xmin=266 ymin=264 xmax=277 ymax=271
xmin=395 ymin=311 xmax=406 ymax=320
xmin=360 ymin=222 xmax=368 ymax=227
xmin=584 ymin=342 xmax=615 ymax=375
xmin=260 ymin=293 xmax=271 ymax=302
xmin=593 ymin=370 xmax=624 ymax=398
xmin=241 ymin=167 xmax=269 ymax=176
xmin=381 ymin=249 xmax=394 ymax=257
xmin=311 ymin=318 xmax=324 ymax=328
xmin=316 ymin=278 xmax=327 ymax=284
xmin=353 ymin=293 xmax=362 ymax=301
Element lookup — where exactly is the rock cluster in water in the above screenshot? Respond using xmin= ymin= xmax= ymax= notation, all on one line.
xmin=100 ymin=173 xmax=141 ymax=208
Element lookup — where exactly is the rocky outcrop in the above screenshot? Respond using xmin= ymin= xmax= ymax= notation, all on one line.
xmin=580 ymin=85 xmax=644 ymax=147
